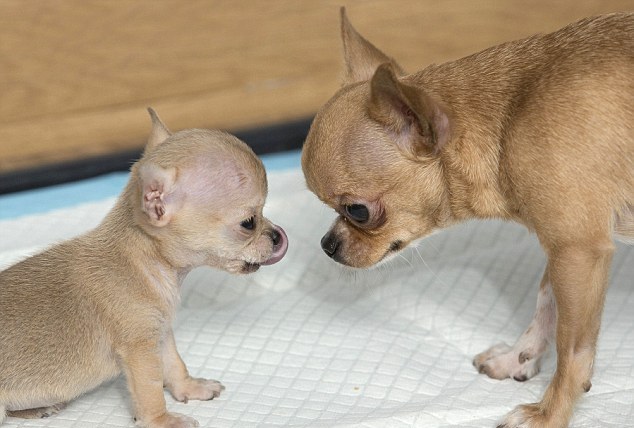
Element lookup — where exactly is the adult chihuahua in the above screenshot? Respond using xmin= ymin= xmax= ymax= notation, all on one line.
xmin=302 ymin=8 xmax=633 ymax=428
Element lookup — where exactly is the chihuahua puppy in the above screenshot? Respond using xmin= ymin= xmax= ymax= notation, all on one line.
xmin=0 ymin=109 xmax=288 ymax=427
xmin=302 ymin=8 xmax=633 ymax=428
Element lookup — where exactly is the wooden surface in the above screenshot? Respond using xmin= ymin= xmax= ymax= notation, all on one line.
xmin=1 ymin=0 xmax=632 ymax=174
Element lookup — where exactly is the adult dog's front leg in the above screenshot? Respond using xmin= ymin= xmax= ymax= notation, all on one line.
xmin=474 ymin=267 xmax=556 ymax=382
xmin=162 ymin=329 xmax=224 ymax=404
xmin=498 ymin=241 xmax=614 ymax=428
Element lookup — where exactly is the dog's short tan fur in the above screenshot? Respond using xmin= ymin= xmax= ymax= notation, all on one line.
xmin=302 ymin=9 xmax=633 ymax=428
xmin=0 ymin=109 xmax=288 ymax=427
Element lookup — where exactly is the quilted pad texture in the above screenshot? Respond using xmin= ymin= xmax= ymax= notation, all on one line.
xmin=1 ymin=169 xmax=633 ymax=427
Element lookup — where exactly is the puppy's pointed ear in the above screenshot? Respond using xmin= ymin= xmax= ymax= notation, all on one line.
xmin=138 ymin=162 xmax=178 ymax=227
xmin=340 ymin=7 xmax=406 ymax=85
xmin=145 ymin=107 xmax=171 ymax=152
xmin=368 ymin=63 xmax=450 ymax=158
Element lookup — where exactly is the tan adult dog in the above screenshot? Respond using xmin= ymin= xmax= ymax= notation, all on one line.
xmin=0 ymin=109 xmax=288 ymax=427
xmin=302 ymin=8 xmax=633 ymax=428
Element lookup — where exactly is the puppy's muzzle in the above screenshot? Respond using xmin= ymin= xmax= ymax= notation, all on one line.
xmin=261 ymin=225 xmax=288 ymax=265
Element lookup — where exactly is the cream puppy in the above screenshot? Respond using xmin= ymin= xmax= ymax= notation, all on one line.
xmin=0 ymin=109 xmax=288 ymax=427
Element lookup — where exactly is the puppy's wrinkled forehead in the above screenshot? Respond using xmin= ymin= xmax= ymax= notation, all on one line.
xmin=149 ymin=129 xmax=267 ymax=205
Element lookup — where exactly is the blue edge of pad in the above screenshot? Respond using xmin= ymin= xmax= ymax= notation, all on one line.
xmin=0 ymin=150 xmax=301 ymax=221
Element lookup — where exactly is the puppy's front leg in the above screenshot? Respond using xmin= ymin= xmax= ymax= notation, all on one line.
xmin=120 ymin=339 xmax=198 ymax=428
xmin=162 ymin=329 xmax=224 ymax=403
xmin=499 ymin=241 xmax=613 ymax=428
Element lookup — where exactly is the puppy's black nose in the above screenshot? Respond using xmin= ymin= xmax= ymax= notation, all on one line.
xmin=320 ymin=232 xmax=339 ymax=258
xmin=270 ymin=229 xmax=281 ymax=246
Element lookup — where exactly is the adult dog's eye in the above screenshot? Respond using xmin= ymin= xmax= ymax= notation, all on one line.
xmin=240 ymin=216 xmax=255 ymax=230
xmin=345 ymin=204 xmax=369 ymax=223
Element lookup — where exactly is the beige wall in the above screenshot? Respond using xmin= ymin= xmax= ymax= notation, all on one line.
xmin=1 ymin=0 xmax=632 ymax=173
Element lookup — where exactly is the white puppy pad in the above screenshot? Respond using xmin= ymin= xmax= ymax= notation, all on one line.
xmin=1 ymin=169 xmax=633 ymax=427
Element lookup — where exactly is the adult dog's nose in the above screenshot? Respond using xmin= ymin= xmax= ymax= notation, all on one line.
xmin=320 ymin=232 xmax=340 ymax=258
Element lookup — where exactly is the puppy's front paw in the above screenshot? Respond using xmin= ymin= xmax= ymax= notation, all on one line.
xmin=142 ymin=412 xmax=199 ymax=428
xmin=169 ymin=377 xmax=225 ymax=403
xmin=473 ymin=343 xmax=541 ymax=382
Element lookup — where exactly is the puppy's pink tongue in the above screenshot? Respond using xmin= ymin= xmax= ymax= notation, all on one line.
xmin=262 ymin=225 xmax=288 ymax=265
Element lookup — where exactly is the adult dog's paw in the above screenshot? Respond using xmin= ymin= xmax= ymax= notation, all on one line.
xmin=473 ymin=343 xmax=541 ymax=382
xmin=496 ymin=403 xmax=558 ymax=428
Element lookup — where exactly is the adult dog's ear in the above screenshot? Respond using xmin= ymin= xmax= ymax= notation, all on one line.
xmin=138 ymin=162 xmax=178 ymax=227
xmin=340 ymin=7 xmax=406 ymax=85
xmin=368 ymin=63 xmax=451 ymax=159
xmin=145 ymin=107 xmax=172 ymax=153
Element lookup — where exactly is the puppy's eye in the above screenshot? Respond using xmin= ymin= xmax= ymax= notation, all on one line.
xmin=240 ymin=216 xmax=255 ymax=230
xmin=345 ymin=204 xmax=369 ymax=223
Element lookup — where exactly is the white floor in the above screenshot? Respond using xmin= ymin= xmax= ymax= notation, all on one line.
xmin=1 ymin=168 xmax=633 ymax=427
